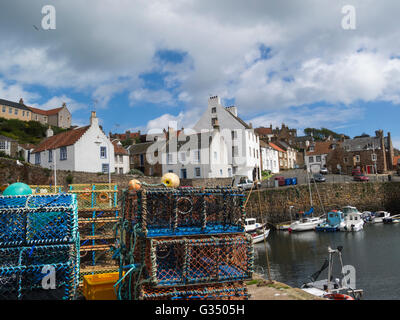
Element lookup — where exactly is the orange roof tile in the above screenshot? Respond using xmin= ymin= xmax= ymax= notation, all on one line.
xmin=393 ymin=155 xmax=400 ymax=165
xmin=269 ymin=142 xmax=285 ymax=153
xmin=28 ymin=106 xmax=64 ymax=116
xmin=32 ymin=126 xmax=90 ymax=153
xmin=112 ymin=141 xmax=128 ymax=155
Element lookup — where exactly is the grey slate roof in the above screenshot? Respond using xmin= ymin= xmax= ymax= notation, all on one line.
xmin=0 ymin=99 xmax=31 ymax=111
xmin=342 ymin=136 xmax=382 ymax=151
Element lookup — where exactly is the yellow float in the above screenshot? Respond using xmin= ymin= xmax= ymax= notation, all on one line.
xmin=161 ymin=173 xmax=180 ymax=188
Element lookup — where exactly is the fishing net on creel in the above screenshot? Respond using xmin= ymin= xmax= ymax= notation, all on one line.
xmin=0 ymin=244 xmax=80 ymax=300
xmin=132 ymin=234 xmax=254 ymax=287
xmin=123 ymin=187 xmax=246 ymax=237
xmin=139 ymin=281 xmax=249 ymax=300
xmin=0 ymin=194 xmax=78 ymax=246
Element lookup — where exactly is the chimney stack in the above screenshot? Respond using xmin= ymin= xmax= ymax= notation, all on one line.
xmin=90 ymin=111 xmax=99 ymax=126
xmin=19 ymin=98 xmax=24 ymax=105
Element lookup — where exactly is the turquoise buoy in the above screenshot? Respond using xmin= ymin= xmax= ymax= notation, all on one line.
xmin=3 ymin=182 xmax=32 ymax=196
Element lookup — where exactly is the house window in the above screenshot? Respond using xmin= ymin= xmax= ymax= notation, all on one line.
xmin=100 ymin=146 xmax=107 ymax=159
xmin=2 ymin=106 xmax=5 ymax=112
xmin=344 ymin=157 xmax=348 ymax=163
xmin=60 ymin=147 xmax=67 ymax=161
xmin=9 ymin=107 xmax=12 ymax=114
xmin=48 ymin=150 xmax=53 ymax=163
xmin=149 ymin=166 xmax=154 ymax=176
xmin=214 ymin=152 xmax=218 ymax=160
xmin=180 ymin=152 xmax=186 ymax=162
xmin=102 ymin=164 xmax=109 ymax=174
xmin=316 ymin=156 xmax=321 ymax=162
xmin=35 ymin=153 xmax=41 ymax=165
xmin=355 ymin=155 xmax=360 ymax=163
xmin=228 ymin=168 xmax=232 ymax=177
xmin=22 ymin=111 xmax=25 ymax=117
xmin=14 ymin=109 xmax=18 ymax=115
xmin=167 ymin=153 xmax=173 ymax=164
xmin=309 ymin=156 xmax=314 ymax=163
xmin=195 ymin=167 xmax=201 ymax=177
xmin=249 ymin=147 xmax=252 ymax=156
xmin=211 ymin=118 xmax=218 ymax=126
xmin=309 ymin=146 xmax=315 ymax=152
xmin=193 ymin=150 xmax=201 ymax=163
xmin=119 ymin=168 xmax=123 ymax=174
xmin=372 ymin=154 xmax=377 ymax=161
xmin=211 ymin=107 xmax=216 ymax=113
xmin=140 ymin=154 xmax=144 ymax=166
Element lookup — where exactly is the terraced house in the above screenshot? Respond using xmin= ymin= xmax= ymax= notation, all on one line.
xmin=0 ymin=98 xmax=71 ymax=129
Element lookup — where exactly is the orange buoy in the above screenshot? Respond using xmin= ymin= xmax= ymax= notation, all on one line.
xmin=128 ymin=179 xmax=142 ymax=191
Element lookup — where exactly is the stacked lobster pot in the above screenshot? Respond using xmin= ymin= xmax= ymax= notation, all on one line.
xmin=0 ymin=194 xmax=80 ymax=300
xmin=116 ymin=187 xmax=254 ymax=300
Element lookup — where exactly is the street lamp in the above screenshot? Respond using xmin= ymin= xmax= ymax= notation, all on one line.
xmin=95 ymin=135 xmax=111 ymax=184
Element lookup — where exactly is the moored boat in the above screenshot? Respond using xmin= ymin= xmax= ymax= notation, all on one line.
xmin=315 ymin=210 xmax=345 ymax=232
xmin=340 ymin=206 xmax=364 ymax=232
xmin=245 ymin=218 xmax=270 ymax=243
xmin=288 ymin=216 xmax=324 ymax=232
xmin=301 ymin=246 xmax=363 ymax=300
xmin=372 ymin=211 xmax=390 ymax=223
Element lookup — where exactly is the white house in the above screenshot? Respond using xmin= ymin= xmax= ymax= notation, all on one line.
xmin=260 ymin=141 xmax=279 ymax=174
xmin=160 ymin=128 xmax=232 ymax=179
xmin=30 ymin=111 xmax=115 ymax=173
xmin=112 ymin=140 xmax=130 ymax=174
xmin=191 ymin=96 xmax=261 ymax=180
xmin=305 ymin=141 xmax=333 ymax=173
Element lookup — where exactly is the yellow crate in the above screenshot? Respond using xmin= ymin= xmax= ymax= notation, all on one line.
xmin=82 ymin=272 xmax=120 ymax=300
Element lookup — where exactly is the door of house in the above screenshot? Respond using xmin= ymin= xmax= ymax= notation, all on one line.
xmin=367 ymin=165 xmax=372 ymax=174
xmin=181 ymin=168 xmax=187 ymax=179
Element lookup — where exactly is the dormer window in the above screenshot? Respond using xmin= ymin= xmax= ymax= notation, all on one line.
xmin=211 ymin=107 xmax=216 ymax=113
xmin=309 ymin=146 xmax=315 ymax=152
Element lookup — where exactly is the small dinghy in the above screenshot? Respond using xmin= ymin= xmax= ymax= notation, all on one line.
xmin=301 ymin=246 xmax=363 ymax=300
xmin=245 ymin=218 xmax=270 ymax=243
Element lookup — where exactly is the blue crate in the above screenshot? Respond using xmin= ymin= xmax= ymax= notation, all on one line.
xmin=0 ymin=194 xmax=78 ymax=247
xmin=124 ymin=187 xmax=246 ymax=237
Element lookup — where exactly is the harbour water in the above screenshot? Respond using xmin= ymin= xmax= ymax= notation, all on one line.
xmin=254 ymin=223 xmax=400 ymax=300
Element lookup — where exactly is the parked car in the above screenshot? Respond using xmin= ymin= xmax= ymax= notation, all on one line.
xmin=353 ymin=174 xmax=369 ymax=182
xmin=234 ymin=177 xmax=261 ymax=190
xmin=310 ymin=174 xmax=326 ymax=183
xmin=352 ymin=168 xmax=361 ymax=176
xmin=320 ymin=167 xmax=328 ymax=174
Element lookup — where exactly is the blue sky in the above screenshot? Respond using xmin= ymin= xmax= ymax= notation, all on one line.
xmin=1 ymin=1 xmax=400 ymax=147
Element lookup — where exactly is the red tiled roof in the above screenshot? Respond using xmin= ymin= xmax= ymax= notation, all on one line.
xmin=306 ymin=141 xmax=334 ymax=156
xmin=32 ymin=126 xmax=90 ymax=153
xmin=28 ymin=106 xmax=64 ymax=116
xmin=112 ymin=141 xmax=128 ymax=155
xmin=394 ymin=155 xmax=400 ymax=165
xmin=255 ymin=127 xmax=273 ymax=136
xmin=269 ymin=142 xmax=285 ymax=153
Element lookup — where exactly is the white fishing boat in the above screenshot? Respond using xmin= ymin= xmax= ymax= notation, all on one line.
xmin=288 ymin=216 xmax=324 ymax=232
xmin=245 ymin=218 xmax=270 ymax=243
xmin=301 ymin=246 xmax=363 ymax=300
xmin=244 ymin=218 xmax=264 ymax=232
xmin=340 ymin=210 xmax=364 ymax=232
xmin=372 ymin=211 xmax=390 ymax=223
xmin=250 ymin=228 xmax=270 ymax=244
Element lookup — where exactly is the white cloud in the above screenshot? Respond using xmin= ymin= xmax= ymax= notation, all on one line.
xmin=1 ymin=0 xmax=400 ymax=128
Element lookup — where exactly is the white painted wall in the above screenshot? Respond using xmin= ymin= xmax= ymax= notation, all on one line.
xmin=305 ymin=154 xmax=327 ymax=173
xmin=261 ymin=146 xmax=279 ymax=174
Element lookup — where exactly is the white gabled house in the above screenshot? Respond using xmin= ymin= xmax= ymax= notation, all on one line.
xmin=112 ymin=139 xmax=130 ymax=174
xmin=30 ymin=111 xmax=115 ymax=173
xmin=160 ymin=128 xmax=232 ymax=179
xmin=192 ymin=96 xmax=261 ymax=180
xmin=260 ymin=141 xmax=279 ymax=174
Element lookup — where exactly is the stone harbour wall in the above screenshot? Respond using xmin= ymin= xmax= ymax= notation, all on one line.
xmin=245 ymin=182 xmax=400 ymax=226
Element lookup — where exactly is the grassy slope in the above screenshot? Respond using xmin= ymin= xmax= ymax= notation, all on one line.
xmin=0 ymin=117 xmax=68 ymax=145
